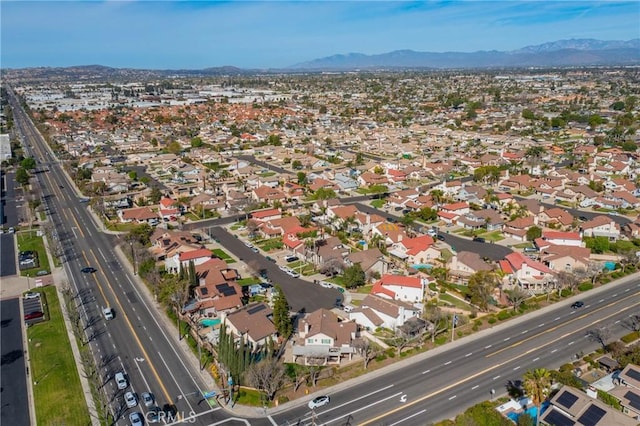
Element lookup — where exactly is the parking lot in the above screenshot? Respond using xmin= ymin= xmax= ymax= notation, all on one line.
xmin=22 ymin=292 xmax=45 ymax=324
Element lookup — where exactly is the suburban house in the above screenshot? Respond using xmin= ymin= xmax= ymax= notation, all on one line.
xmin=148 ymin=229 xmax=201 ymax=261
xmin=188 ymin=258 xmax=243 ymax=316
xmin=370 ymin=274 xmax=428 ymax=304
xmin=500 ymin=252 xmax=555 ymax=293
xmin=540 ymin=385 xmax=636 ymax=426
xmin=448 ymin=251 xmax=495 ymax=282
xmin=165 ymin=248 xmax=213 ymax=274
xmin=581 ymin=216 xmax=621 ymax=240
xmin=539 ymin=245 xmax=592 ymax=273
xmin=221 ymin=303 xmax=278 ymax=350
xmin=541 ymin=231 xmax=583 ymax=247
xmin=251 ymin=185 xmax=287 ymax=204
xmin=609 ymin=363 xmax=640 ymax=420
xmin=292 ymin=308 xmax=358 ymax=365
xmin=502 ymin=216 xmax=537 ymax=242
xmin=537 ymin=207 xmax=574 ymax=229
xmin=117 ymin=206 xmax=159 ymax=224
xmin=388 ymin=235 xmax=439 ymax=265
xmin=345 ymin=248 xmax=388 ymax=280
xmin=349 ymin=294 xmax=421 ymax=331
xmin=250 ymin=208 xmax=282 ymax=222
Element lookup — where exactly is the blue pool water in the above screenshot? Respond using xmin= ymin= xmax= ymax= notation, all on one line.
xmin=200 ymin=318 xmax=221 ymax=327
xmin=506 ymin=402 xmax=549 ymax=424
xmin=411 ymin=264 xmax=433 ymax=270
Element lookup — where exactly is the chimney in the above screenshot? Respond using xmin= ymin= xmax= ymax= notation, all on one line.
xmin=304 ymin=321 xmax=310 ymax=334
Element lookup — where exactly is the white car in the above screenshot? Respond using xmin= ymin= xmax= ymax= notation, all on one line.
xmin=115 ymin=372 xmax=128 ymax=390
xmin=320 ymin=282 xmax=333 ymax=288
xmin=141 ymin=392 xmax=154 ymax=407
xmin=129 ymin=412 xmax=143 ymax=426
xmin=124 ymin=391 xmax=138 ymax=408
xmin=308 ymin=395 xmax=330 ymax=410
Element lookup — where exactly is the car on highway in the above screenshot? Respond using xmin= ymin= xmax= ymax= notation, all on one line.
xmin=128 ymin=412 xmax=143 ymax=426
xmin=115 ymin=372 xmax=128 ymax=389
xmin=141 ymin=392 xmax=154 ymax=407
xmin=571 ymin=301 xmax=584 ymax=309
xmin=81 ymin=267 xmax=97 ymax=274
xmin=103 ymin=307 xmax=114 ymax=320
xmin=308 ymin=395 xmax=330 ymax=410
xmin=124 ymin=391 xmax=138 ymax=408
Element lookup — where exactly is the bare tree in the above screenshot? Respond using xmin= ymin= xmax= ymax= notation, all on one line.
xmin=308 ymin=365 xmax=322 ymax=388
xmin=555 ymin=270 xmax=580 ymax=296
xmin=423 ymin=305 xmax=449 ymax=343
xmin=586 ymin=262 xmax=605 ymax=285
xmin=290 ymin=365 xmax=308 ymax=392
xmin=586 ymin=327 xmax=610 ymax=350
xmin=623 ymin=314 xmax=640 ymax=332
xmin=354 ymin=338 xmax=380 ymax=370
xmin=387 ymin=332 xmax=422 ymax=356
xmin=618 ymin=249 xmax=638 ymax=273
xmin=320 ymin=257 xmax=344 ymax=277
xmin=245 ymin=358 xmax=286 ymax=401
xmin=505 ymin=286 xmax=529 ymax=311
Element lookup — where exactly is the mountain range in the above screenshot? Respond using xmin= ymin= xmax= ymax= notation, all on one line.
xmin=290 ymin=39 xmax=640 ymax=70
xmin=3 ymin=39 xmax=639 ymax=82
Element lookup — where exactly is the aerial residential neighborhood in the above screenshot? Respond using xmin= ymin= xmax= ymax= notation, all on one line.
xmin=2 ymin=64 xmax=640 ymax=426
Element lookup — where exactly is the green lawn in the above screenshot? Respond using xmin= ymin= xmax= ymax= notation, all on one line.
xmin=212 ymin=248 xmax=236 ymax=264
xmin=17 ymin=230 xmax=50 ymax=277
xmin=256 ymin=238 xmax=284 ymax=251
xmin=438 ymin=293 xmax=473 ymax=311
xmin=370 ymin=199 xmax=385 ymax=208
xmin=28 ymin=286 xmax=90 ymax=425
xmin=238 ymin=277 xmax=261 ymax=286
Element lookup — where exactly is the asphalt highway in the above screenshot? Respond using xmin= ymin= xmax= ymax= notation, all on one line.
xmin=270 ymin=274 xmax=639 ymax=425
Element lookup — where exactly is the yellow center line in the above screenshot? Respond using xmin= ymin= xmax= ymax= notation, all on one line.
xmin=486 ymin=291 xmax=640 ymax=358
xmin=361 ymin=299 xmax=640 ymax=425
xmin=85 ymin=249 xmax=174 ymax=405
xmin=71 ymin=214 xmax=85 ymax=239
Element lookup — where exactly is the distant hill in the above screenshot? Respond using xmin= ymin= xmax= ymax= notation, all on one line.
xmin=289 ymin=39 xmax=640 ymax=70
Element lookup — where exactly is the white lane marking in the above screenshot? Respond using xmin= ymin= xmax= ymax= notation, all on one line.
xmin=422 ymin=369 xmax=431 ymax=375
xmin=533 ymin=357 xmax=540 ymax=362
xmin=568 ymin=341 xmax=574 ymax=346
xmin=449 ymin=395 xmax=457 ymax=400
xmin=485 ymin=344 xmax=492 ymax=349
xmin=599 ymin=299 xmax=605 ymax=303
xmin=388 ymin=409 xmax=427 ymax=426
xmin=465 ymin=353 xmax=473 ymax=357
xmin=615 ymin=320 xmax=620 ymax=324
xmin=318 ymin=391 xmax=403 ymax=424
xmin=521 ymin=330 xmax=528 ymax=334
xmin=493 ymin=375 xmax=501 ymax=380
xmin=513 ymin=366 xmax=521 ymax=371
xmin=472 ymin=385 xmax=479 ymax=390
xmin=156 ymin=351 xmax=195 ymax=413
xmin=444 ymin=361 xmax=452 ymax=365
xmin=504 ymin=337 xmax=510 ymax=341
xmin=551 ymin=349 xmax=558 ymax=354
xmin=613 ymin=294 xmax=618 ymax=297
xmin=554 ymin=317 xmax=561 ymax=321
xmin=625 ymin=288 xmax=630 ymax=292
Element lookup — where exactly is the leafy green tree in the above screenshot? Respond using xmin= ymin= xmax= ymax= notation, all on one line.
xmin=526 ymin=226 xmax=542 ymax=241
xmin=15 ymin=167 xmax=30 ymax=186
xmin=21 ymin=157 xmax=36 ymax=170
xmin=267 ymin=134 xmax=281 ymax=146
xmin=128 ymin=170 xmax=138 ymax=181
xmin=522 ymin=109 xmax=536 ymax=120
xmin=311 ymin=187 xmax=336 ymax=200
xmin=467 ymin=270 xmax=497 ymax=311
xmin=522 ymin=368 xmax=551 ymax=426
xmin=272 ymin=286 xmax=292 ymax=338
xmin=585 ymin=236 xmax=610 ymax=254
xmin=149 ymin=187 xmax=163 ymax=204
xmin=129 ymin=223 xmax=154 ymax=246
xmin=291 ymin=160 xmax=303 ymax=170
xmin=190 ymin=137 xmax=203 ymax=148
xmin=167 ymin=141 xmax=182 ymax=154
xmin=343 ymin=263 xmax=366 ymax=289
xmin=296 ymin=172 xmax=307 ymax=185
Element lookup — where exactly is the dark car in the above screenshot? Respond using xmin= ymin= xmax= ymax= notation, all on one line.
xmin=578 ymin=216 xmax=588 ymax=221
xmin=472 ymin=236 xmax=486 ymax=243
xmin=265 ymin=256 xmax=276 ymax=263
xmin=24 ymin=311 xmax=44 ymax=320
xmin=571 ymin=301 xmax=584 ymax=309
xmin=81 ymin=267 xmax=97 ymax=274
xmin=436 ymin=234 xmax=445 ymax=241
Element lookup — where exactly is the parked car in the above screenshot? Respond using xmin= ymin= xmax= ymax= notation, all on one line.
xmin=285 ymin=255 xmax=299 ymax=262
xmin=472 ymin=236 xmax=486 ymax=243
xmin=308 ymin=395 xmax=330 ymax=410
xmin=571 ymin=301 xmax=584 ymax=309
xmin=24 ymin=311 xmax=44 ymax=320
xmin=115 ymin=372 xmax=128 ymax=389
xmin=265 ymin=256 xmax=276 ymax=263
xmin=24 ymin=292 xmax=40 ymax=300
xmin=436 ymin=234 xmax=445 ymax=241
xmin=124 ymin=391 xmax=138 ymax=408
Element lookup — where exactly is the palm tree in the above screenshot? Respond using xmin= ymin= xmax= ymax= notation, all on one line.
xmin=522 ymin=368 xmax=551 ymax=426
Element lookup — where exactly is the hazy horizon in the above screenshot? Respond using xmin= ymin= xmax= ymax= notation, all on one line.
xmin=2 ymin=1 xmax=639 ymax=70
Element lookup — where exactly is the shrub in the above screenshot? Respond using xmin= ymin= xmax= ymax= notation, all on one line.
xmin=597 ymin=390 xmax=621 ymax=410
xmin=472 ymin=325 xmax=479 ymax=332
xmin=487 ymin=317 xmax=497 ymax=324
xmin=621 ymin=331 xmax=640 ymax=344
xmin=474 ymin=320 xmax=483 ymax=327
xmin=469 ymin=310 xmax=478 ymax=319
xmin=577 ymin=282 xmax=593 ymax=292
xmin=277 ymin=395 xmax=289 ymax=404
xmin=375 ymin=354 xmax=387 ymax=362
xmin=429 ymin=282 xmax=437 ymax=291
xmin=497 ymin=310 xmax=511 ymax=321
xmin=560 ymin=288 xmax=573 ymax=297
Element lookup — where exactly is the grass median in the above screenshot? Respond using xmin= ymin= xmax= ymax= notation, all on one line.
xmin=27 ymin=286 xmax=90 ymax=425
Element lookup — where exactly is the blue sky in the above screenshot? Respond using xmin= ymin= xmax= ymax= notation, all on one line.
xmin=2 ymin=1 xmax=638 ymax=69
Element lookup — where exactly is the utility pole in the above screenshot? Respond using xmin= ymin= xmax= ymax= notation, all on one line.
xmin=451 ymin=314 xmax=458 ymax=342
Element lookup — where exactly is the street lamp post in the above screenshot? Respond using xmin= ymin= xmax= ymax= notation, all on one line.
xmin=129 ymin=241 xmax=136 ymax=275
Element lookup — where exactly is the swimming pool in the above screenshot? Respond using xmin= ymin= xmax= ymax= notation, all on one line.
xmin=506 ymin=401 xmax=549 ymax=424
xmin=200 ymin=318 xmax=221 ymax=327
xmin=411 ymin=264 xmax=433 ymax=270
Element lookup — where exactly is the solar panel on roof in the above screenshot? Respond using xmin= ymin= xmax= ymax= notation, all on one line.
xmin=577 ymin=405 xmax=606 ymax=426
xmin=247 ymin=304 xmax=266 ymax=315
xmin=626 ymin=368 xmax=640 ymax=382
xmin=556 ymin=390 xmax=579 ymax=410
xmin=625 ymin=390 xmax=640 ymax=411
xmin=543 ymin=409 xmax=576 ymax=426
